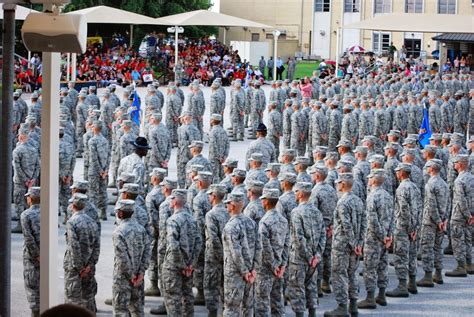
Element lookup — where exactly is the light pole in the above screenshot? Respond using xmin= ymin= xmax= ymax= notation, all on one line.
xmin=272 ymin=29 xmax=281 ymax=80
xmin=167 ymin=26 xmax=184 ymax=82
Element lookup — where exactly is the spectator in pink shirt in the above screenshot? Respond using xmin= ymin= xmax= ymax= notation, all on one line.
xmin=299 ymin=77 xmax=313 ymax=101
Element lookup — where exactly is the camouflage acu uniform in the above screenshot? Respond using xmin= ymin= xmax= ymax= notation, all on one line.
xmin=88 ymin=133 xmax=110 ymax=216
xmin=59 ymin=136 xmax=75 ymax=217
xmin=209 ymin=123 xmax=230 ymax=183
xmin=165 ymin=92 xmax=183 ymax=145
xmin=146 ymin=122 xmax=171 ymax=173
xmin=290 ymin=107 xmax=309 ymax=156
xmin=177 ymin=123 xmax=201 ymax=188
xmin=282 ymin=105 xmax=294 ymax=149
xmin=230 ymin=86 xmax=246 ymax=140
xmin=245 ymin=137 xmax=277 ymax=170
xmin=267 ymin=109 xmax=283 ymax=159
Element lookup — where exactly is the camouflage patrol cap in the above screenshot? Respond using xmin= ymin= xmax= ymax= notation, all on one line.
xmin=189 ymin=164 xmax=205 ymax=173
xmin=336 ymin=139 xmax=352 ymax=149
xmin=429 ymin=133 xmax=443 ymax=141
xmin=395 ymin=163 xmax=412 ymax=173
xmin=278 ymin=172 xmax=297 ymax=183
xmin=402 ymin=138 xmax=417 ymax=146
xmin=120 ymin=183 xmax=141 ymax=195
xmin=118 ymin=172 xmax=136 ymax=183
xmin=407 ymin=134 xmax=419 ymax=140
xmin=422 ymin=145 xmax=438 ymax=154
xmin=13 ymin=91 xmax=20 ymax=97
xmin=249 ymin=153 xmax=264 ymax=162
xmin=260 ymin=188 xmax=280 ymax=200
xmin=282 ymin=149 xmax=296 ymax=157
xmin=309 ymin=164 xmax=328 ymax=175
xmin=188 ymin=140 xmax=204 ymax=149
xmin=425 ymin=159 xmax=443 ymax=168
xmin=31 ymin=92 xmax=39 ymax=99
xmin=197 ymin=171 xmax=213 ymax=182
xmin=368 ymin=169 xmax=385 ymax=179
xmin=222 ymin=158 xmax=238 ymax=168
xmin=121 ymin=120 xmax=133 ymax=128
xmin=369 ymin=154 xmax=385 ymax=165
xmin=15 ymin=88 xmax=22 ymax=95
xmin=115 ymin=199 xmax=135 ymax=213
xmin=401 ymin=148 xmax=417 ymax=157
xmin=442 ymin=133 xmax=452 ymax=139
xmin=70 ymin=180 xmax=89 ymax=191
xmin=224 ymin=192 xmax=245 ymax=204
xmin=354 ymin=146 xmax=368 ymax=154
xmin=70 ymin=193 xmax=88 ymax=209
xmin=150 ymin=168 xmax=167 ymax=178
xmin=265 ymin=163 xmax=281 ymax=172
xmin=284 ymin=99 xmax=292 ymax=105
xmin=290 ymin=89 xmax=299 ymax=95
xmin=293 ymin=182 xmax=313 ymax=193
xmin=247 ymin=180 xmax=265 ymax=191
xmin=210 ymin=113 xmax=222 ymax=122
xmin=211 ymin=82 xmax=220 ymax=88
xmin=206 ymin=184 xmax=227 ymax=195
xmin=324 ymin=151 xmax=339 ymax=161
xmin=89 ymin=85 xmax=96 ymax=91
xmin=387 ymin=130 xmax=401 ymax=138
xmin=25 ymin=186 xmax=40 ymax=197
xmin=170 ymin=189 xmax=187 ymax=200
xmin=362 ymin=135 xmax=378 ymax=144
xmin=18 ymin=125 xmax=30 ymax=135
xmin=147 ymin=84 xmax=156 ymax=92
xmin=335 ymin=173 xmax=354 ymax=183
xmin=453 ymin=154 xmax=469 ymax=163
xmin=150 ymin=112 xmax=162 ymax=120
xmin=180 ymin=110 xmax=193 ymax=118
xmin=454 ymin=90 xmax=464 ymax=96
xmin=313 ymin=146 xmax=328 ymax=154
xmin=159 ymin=177 xmax=178 ymax=189
xmin=336 ymin=159 xmax=354 ymax=170
xmin=232 ymin=168 xmax=247 ymax=178
xmin=343 ymin=104 xmax=354 ymax=111
xmin=92 ymin=120 xmax=103 ymax=128
xmin=295 ymin=156 xmax=310 ymax=166
xmin=450 ymin=132 xmax=465 ymax=145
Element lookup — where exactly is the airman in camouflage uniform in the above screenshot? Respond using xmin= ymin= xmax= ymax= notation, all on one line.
xmin=358 ymin=101 xmax=374 ymax=143
xmin=287 ymin=182 xmax=326 ymax=317
xmin=63 ymin=193 xmax=101 ymax=313
xmin=353 ymin=146 xmax=371 ymax=193
xmin=165 ymin=85 xmax=183 ymax=145
xmin=341 ymin=104 xmax=358 ymax=147
xmin=328 ymin=100 xmax=342 ymax=151
xmin=219 ymin=158 xmax=238 ymax=194
xmin=230 ymin=80 xmax=245 ymax=141
xmin=310 ymin=101 xmax=328 ymax=148
xmin=282 ymin=99 xmax=294 ymax=149
xmin=245 ymin=123 xmax=277 ymax=170
xmin=246 ymin=153 xmax=269 ymax=186
xmin=187 ymin=83 xmax=206 ymax=140
xmin=145 ymin=84 xmax=163 ymax=115
xmin=204 ymin=184 xmax=230 ymax=316
xmin=295 ymin=156 xmax=311 ymax=183
xmin=290 ymin=101 xmax=309 ymax=156
xmin=146 ymin=112 xmax=171 ymax=175
xmin=208 ymin=114 xmax=229 ymax=183
xmin=59 ymin=127 xmax=75 ymax=221
xmin=75 ymin=92 xmax=89 ymax=157
xmin=20 ymin=187 xmax=41 ymax=317
xmin=162 ymin=189 xmax=202 ymax=316
xmin=264 ymin=163 xmax=282 ymax=192
xmin=255 ymin=189 xmax=290 ymax=316
xmin=85 ymin=86 xmax=100 ymax=109
xmin=112 ymin=200 xmax=151 ymax=316
xmin=210 ymin=83 xmax=225 ymax=127
xmin=177 ymin=112 xmax=201 ymax=188
xmin=243 ymin=180 xmax=265 ymax=224
xmin=118 ymin=120 xmax=138 ymax=162
xmin=266 ymin=101 xmax=283 ymax=159
xmin=279 ymin=149 xmax=297 ymax=175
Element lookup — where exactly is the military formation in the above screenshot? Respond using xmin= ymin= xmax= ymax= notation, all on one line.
xmin=12 ymin=70 xmax=474 ymax=317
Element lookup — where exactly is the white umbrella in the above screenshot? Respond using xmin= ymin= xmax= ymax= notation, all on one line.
xmin=348 ymin=45 xmax=365 ymax=53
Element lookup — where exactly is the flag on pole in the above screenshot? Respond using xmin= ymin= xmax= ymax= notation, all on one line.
xmin=130 ymin=89 xmax=141 ymax=127
xmin=418 ymin=106 xmax=432 ymax=148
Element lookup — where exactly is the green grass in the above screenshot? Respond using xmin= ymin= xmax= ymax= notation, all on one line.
xmin=263 ymin=61 xmax=320 ymax=81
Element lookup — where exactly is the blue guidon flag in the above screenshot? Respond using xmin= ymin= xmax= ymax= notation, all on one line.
xmin=418 ymin=106 xmax=432 ymax=148
xmin=130 ymin=89 xmax=141 ymax=126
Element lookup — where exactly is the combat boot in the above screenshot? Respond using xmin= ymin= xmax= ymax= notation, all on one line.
xmin=466 ymin=260 xmax=474 ymax=275
xmin=349 ymin=299 xmax=358 ymax=316
xmin=11 ymin=223 xmax=22 ymax=234
xmin=386 ymin=279 xmax=409 ymax=297
xmin=324 ymin=304 xmax=349 ymax=317
xmin=144 ymin=283 xmax=160 ymax=297
xmin=321 ymin=278 xmax=332 ymax=293
xmin=445 ymin=261 xmax=467 ymax=277
xmin=317 ymin=279 xmax=324 ymax=297
xmin=433 ymin=269 xmax=444 ymax=284
xmin=357 ymin=291 xmax=376 ymax=309
xmin=408 ymin=275 xmax=418 ymax=294
xmin=31 ymin=310 xmax=40 ymax=317
xmin=150 ymin=304 xmax=167 ymax=315
xmin=416 ymin=271 xmax=434 ymax=287
xmin=295 ymin=313 xmax=305 ymax=317
xmin=309 ymin=308 xmax=316 ymax=317
xmin=208 ymin=310 xmax=218 ymax=317
xmin=443 ymin=240 xmax=453 ymax=255
xmin=104 ymin=298 xmax=112 ymax=305
xmin=99 ymin=210 xmax=108 ymax=221
xmin=375 ymin=287 xmax=387 ymax=306
xmin=194 ymin=288 xmax=205 ymax=306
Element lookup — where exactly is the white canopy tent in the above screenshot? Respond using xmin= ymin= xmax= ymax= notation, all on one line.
xmin=0 ymin=4 xmax=37 ymax=20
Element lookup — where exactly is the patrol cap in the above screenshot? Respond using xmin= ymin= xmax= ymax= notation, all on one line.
xmin=368 ymin=169 xmax=385 ymax=179
xmin=150 ymin=112 xmax=162 ymax=120
xmin=450 ymin=132 xmax=465 ymax=145
xmin=232 ymin=168 xmax=247 ymax=178
xmin=150 ymin=168 xmax=167 ymax=178
xmin=422 ymin=145 xmax=438 ymax=154
xmin=147 ymin=84 xmax=156 ymax=92
xmin=18 ymin=125 xmax=30 ymax=135
xmin=336 ymin=139 xmax=352 ymax=149
xmin=180 ymin=110 xmax=193 ymax=118
xmin=324 ymin=152 xmax=339 ymax=161
xmin=120 ymin=183 xmax=141 ymax=195
xmin=249 ymin=153 xmax=264 ymax=162
xmin=313 ymin=146 xmax=328 ymax=154
xmin=429 ymin=133 xmax=443 ymax=141
xmin=395 ymin=163 xmax=412 ymax=173
xmin=170 ymin=189 xmax=187 ymax=200
xmin=295 ymin=156 xmax=310 ymax=166
xmin=222 ymin=158 xmax=238 ymax=168
xmin=206 ymin=184 xmax=227 ymax=195
xmin=387 ymin=130 xmax=401 ymax=138
xmin=407 ymin=134 xmax=419 ymax=140
xmin=343 ymin=104 xmax=354 ymax=111
xmin=362 ymin=135 xmax=378 ymax=144
xmin=354 ymin=146 xmax=368 ymax=154
xmin=401 ymin=148 xmax=416 ymax=157
xmin=309 ymin=164 xmax=328 ymax=175
xmin=468 ymin=136 xmax=474 ymax=143
xmin=281 ymin=149 xmax=296 ymax=157
xmin=70 ymin=193 xmax=88 ymax=209
xmin=92 ymin=120 xmax=103 ymax=128
xmin=247 ymin=180 xmax=265 ymax=191
xmin=15 ymin=88 xmax=22 ymax=95
xmin=260 ymin=188 xmax=280 ymax=200
xmin=210 ymin=113 xmax=222 ymax=122
xmin=189 ymin=164 xmax=205 ymax=173
xmin=13 ymin=91 xmax=20 ymax=97
xmin=224 ymin=192 xmax=245 ymax=204
xmin=278 ymin=172 xmax=297 ymax=183
xmin=453 ymin=154 xmax=469 ymax=163
xmin=335 ymin=173 xmax=354 ymax=183
xmin=442 ymin=133 xmax=452 ymax=140
xmin=122 ymin=120 xmax=133 ymax=128
xmin=454 ymin=90 xmax=464 ymax=96
xmin=425 ymin=159 xmax=443 ymax=168
xmin=336 ymin=159 xmax=354 ymax=170
xmin=369 ymin=154 xmax=385 ymax=165
xmin=188 ymin=140 xmax=204 ymax=149
xmin=25 ymin=186 xmax=40 ymax=197
xmin=264 ymin=163 xmax=281 ymax=173
xmin=290 ymin=89 xmax=298 ymax=95
xmin=293 ymin=182 xmax=313 ymax=193
xmin=70 ymin=180 xmax=89 ymax=191
xmin=115 ymin=199 xmax=135 ymax=213
xmin=31 ymin=92 xmax=39 ymax=99
xmin=197 ymin=171 xmax=213 ymax=182
xmin=159 ymin=177 xmax=178 ymax=189
xmin=89 ymin=85 xmax=96 ymax=91
xmin=402 ymin=138 xmax=417 ymax=146
xmin=118 ymin=172 xmax=136 ymax=183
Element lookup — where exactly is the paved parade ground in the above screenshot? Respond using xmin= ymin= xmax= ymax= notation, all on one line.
xmin=10 ymin=85 xmax=474 ymax=316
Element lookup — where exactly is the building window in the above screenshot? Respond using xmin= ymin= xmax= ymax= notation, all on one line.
xmin=251 ymin=33 xmax=260 ymax=42
xmin=438 ymin=0 xmax=456 ymax=14
xmin=405 ymin=0 xmax=423 ymax=13
xmin=374 ymin=0 xmax=391 ymax=14
xmin=315 ymin=0 xmax=331 ymax=12
xmin=344 ymin=0 xmax=360 ymax=12
xmin=373 ymin=32 xmax=391 ymax=54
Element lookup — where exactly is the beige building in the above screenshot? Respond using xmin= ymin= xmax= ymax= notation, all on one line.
xmin=219 ymin=0 xmax=474 ymax=60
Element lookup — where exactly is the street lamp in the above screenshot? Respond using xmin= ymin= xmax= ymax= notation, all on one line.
xmin=167 ymin=26 xmax=184 ymax=82
xmin=272 ymin=29 xmax=281 ymax=80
